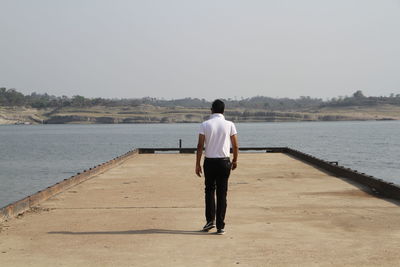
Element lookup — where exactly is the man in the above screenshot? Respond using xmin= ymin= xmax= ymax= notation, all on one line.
xmin=195 ymin=99 xmax=239 ymax=235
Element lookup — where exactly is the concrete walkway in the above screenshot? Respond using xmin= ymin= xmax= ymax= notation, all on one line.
xmin=1 ymin=153 xmax=400 ymax=266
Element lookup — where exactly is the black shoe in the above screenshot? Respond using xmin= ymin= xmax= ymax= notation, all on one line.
xmin=202 ymin=221 xmax=215 ymax=231
xmin=216 ymin=229 xmax=225 ymax=235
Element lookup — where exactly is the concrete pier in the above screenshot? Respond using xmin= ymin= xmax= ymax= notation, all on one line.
xmin=1 ymin=153 xmax=400 ymax=266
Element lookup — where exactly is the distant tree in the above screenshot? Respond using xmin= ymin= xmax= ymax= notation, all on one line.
xmin=1 ymin=88 xmax=25 ymax=106
xmin=1 ymin=86 xmax=398 ymax=109
xmin=353 ymin=90 xmax=365 ymax=98
xmin=71 ymin=95 xmax=87 ymax=107
xmin=0 ymin=87 xmax=6 ymax=105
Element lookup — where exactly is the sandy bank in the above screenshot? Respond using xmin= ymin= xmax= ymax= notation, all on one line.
xmin=1 ymin=105 xmax=400 ymax=124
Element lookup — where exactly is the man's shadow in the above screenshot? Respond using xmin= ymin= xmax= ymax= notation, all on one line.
xmin=48 ymin=229 xmax=212 ymax=236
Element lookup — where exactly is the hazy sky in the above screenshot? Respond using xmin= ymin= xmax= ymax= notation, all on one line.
xmin=1 ymin=0 xmax=399 ymax=100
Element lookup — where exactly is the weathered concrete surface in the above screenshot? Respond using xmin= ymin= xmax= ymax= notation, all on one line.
xmin=1 ymin=153 xmax=399 ymax=266
xmin=1 ymin=149 xmax=138 ymax=222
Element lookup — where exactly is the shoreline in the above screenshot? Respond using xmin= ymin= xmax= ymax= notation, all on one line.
xmin=1 ymin=104 xmax=400 ymax=125
xmin=0 ymin=118 xmax=398 ymax=126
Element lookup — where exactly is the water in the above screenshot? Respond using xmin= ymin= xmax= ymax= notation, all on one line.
xmin=1 ymin=121 xmax=399 ymax=207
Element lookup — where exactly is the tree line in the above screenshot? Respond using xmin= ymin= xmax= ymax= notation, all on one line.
xmin=1 ymin=87 xmax=399 ymax=110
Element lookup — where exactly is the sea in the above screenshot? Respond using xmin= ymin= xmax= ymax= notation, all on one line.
xmin=0 ymin=121 xmax=399 ymax=208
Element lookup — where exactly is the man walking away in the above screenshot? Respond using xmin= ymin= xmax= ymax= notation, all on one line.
xmin=195 ymin=99 xmax=239 ymax=235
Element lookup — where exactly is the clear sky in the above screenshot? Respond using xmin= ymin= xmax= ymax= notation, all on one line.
xmin=1 ymin=0 xmax=399 ymax=100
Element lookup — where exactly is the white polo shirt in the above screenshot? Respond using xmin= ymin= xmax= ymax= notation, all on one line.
xmin=199 ymin=113 xmax=237 ymax=158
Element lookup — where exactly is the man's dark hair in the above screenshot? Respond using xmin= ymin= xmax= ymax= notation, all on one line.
xmin=211 ymin=99 xmax=225 ymax=114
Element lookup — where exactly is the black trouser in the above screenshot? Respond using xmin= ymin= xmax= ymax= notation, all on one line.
xmin=203 ymin=157 xmax=231 ymax=230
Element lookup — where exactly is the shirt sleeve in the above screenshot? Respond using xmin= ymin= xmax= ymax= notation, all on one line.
xmin=199 ymin=123 xmax=205 ymax=135
xmin=230 ymin=122 xmax=237 ymax=136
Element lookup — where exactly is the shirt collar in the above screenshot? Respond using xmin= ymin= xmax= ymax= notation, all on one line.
xmin=210 ymin=113 xmax=224 ymax=119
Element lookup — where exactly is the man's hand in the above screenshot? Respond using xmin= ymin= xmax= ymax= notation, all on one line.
xmin=196 ymin=134 xmax=205 ymax=177
xmin=230 ymin=134 xmax=239 ymax=171
xmin=195 ymin=164 xmax=202 ymax=177
xmin=231 ymin=161 xmax=237 ymax=170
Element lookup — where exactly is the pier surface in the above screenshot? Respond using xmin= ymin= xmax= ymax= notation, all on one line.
xmin=1 ymin=153 xmax=400 ymax=266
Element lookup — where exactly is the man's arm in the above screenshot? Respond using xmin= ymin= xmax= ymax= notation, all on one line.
xmin=195 ymin=134 xmax=205 ymax=177
xmin=230 ymin=134 xmax=239 ymax=170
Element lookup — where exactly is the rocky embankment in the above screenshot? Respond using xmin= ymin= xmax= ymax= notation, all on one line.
xmin=0 ymin=107 xmax=45 ymax=125
xmin=44 ymin=114 xmax=205 ymax=124
xmin=1 ymin=105 xmax=399 ymax=125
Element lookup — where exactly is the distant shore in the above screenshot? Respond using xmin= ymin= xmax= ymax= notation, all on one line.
xmin=1 ymin=104 xmax=399 ymax=125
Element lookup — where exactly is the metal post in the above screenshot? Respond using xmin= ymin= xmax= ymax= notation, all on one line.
xmin=179 ymin=139 xmax=182 ymax=148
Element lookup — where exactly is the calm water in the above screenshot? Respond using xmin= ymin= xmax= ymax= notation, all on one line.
xmin=1 ymin=121 xmax=399 ymax=207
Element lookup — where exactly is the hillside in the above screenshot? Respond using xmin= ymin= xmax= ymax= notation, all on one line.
xmin=1 ymin=104 xmax=399 ymax=125
xmin=1 ymin=88 xmax=399 ymax=124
